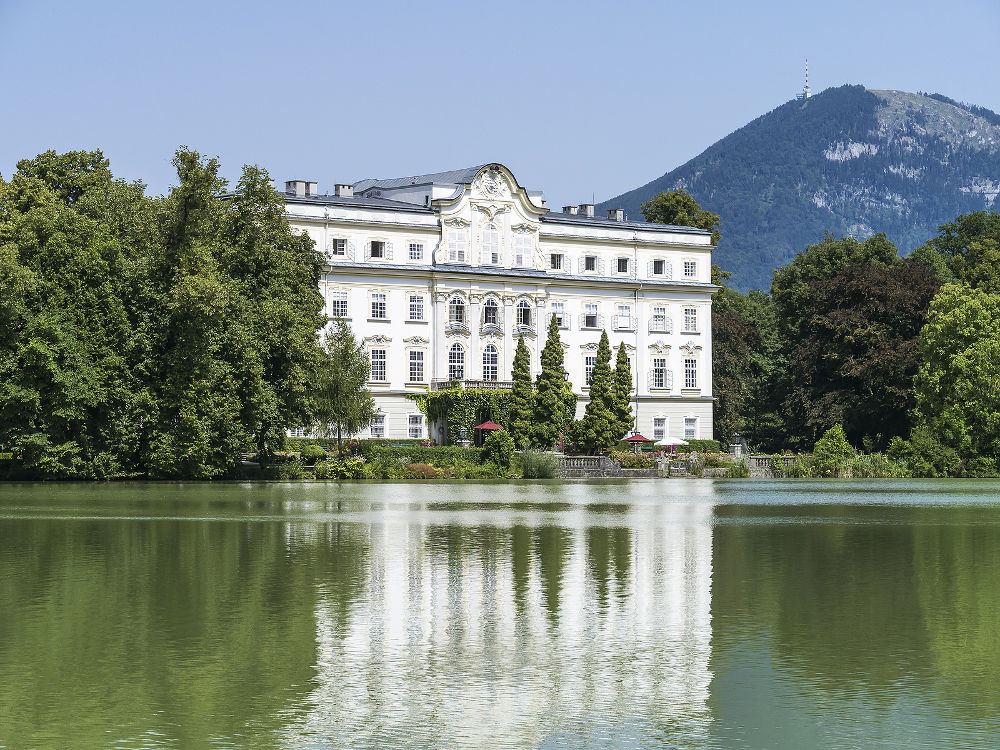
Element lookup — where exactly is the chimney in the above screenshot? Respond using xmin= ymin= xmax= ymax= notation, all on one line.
xmin=284 ymin=180 xmax=318 ymax=197
xmin=562 ymin=205 xmax=579 ymax=215
xmin=333 ymin=183 xmax=354 ymax=197
xmin=607 ymin=208 xmax=625 ymax=222
xmin=578 ymin=203 xmax=595 ymax=217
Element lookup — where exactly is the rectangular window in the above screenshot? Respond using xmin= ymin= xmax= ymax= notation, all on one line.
xmin=289 ymin=427 xmax=307 ymax=438
xmin=514 ymin=234 xmax=532 ymax=267
xmin=371 ymin=292 xmax=387 ymax=319
xmin=617 ymin=257 xmax=629 ymax=274
xmin=684 ymin=417 xmax=697 ymax=440
xmin=652 ymin=259 xmax=665 ymax=275
xmin=652 ymin=357 xmax=668 ymax=389
xmin=408 ymin=294 xmax=424 ymax=321
xmin=551 ymin=301 xmax=565 ymax=327
xmin=684 ymin=358 xmax=698 ymax=389
xmin=448 ymin=230 xmax=466 ymax=262
xmin=370 ymin=349 xmax=386 ymax=382
xmin=329 ymin=290 xmax=348 ymax=318
xmin=584 ymin=303 xmax=598 ymax=329
xmin=550 ymin=253 xmax=563 ymax=270
xmin=408 ymin=414 xmax=424 ymax=439
xmin=651 ymin=306 xmax=667 ymax=332
xmin=684 ymin=307 xmax=697 ymax=332
xmin=370 ymin=240 xmax=385 ymax=259
xmin=584 ymin=255 xmax=597 ymax=272
xmin=409 ymin=242 xmax=423 ymax=261
xmin=585 ymin=356 xmax=597 ymax=385
xmin=653 ymin=417 xmax=666 ymax=441
xmin=684 ymin=261 xmax=697 ymax=278
xmin=330 ymin=238 xmax=347 ymax=257
xmin=616 ymin=304 xmax=632 ymax=329
xmin=371 ymin=415 xmax=385 ymax=438
xmin=409 ymin=350 xmax=424 ymax=382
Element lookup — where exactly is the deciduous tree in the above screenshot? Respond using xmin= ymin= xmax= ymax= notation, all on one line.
xmin=640 ymin=189 xmax=721 ymax=244
xmin=313 ymin=319 xmax=377 ymax=455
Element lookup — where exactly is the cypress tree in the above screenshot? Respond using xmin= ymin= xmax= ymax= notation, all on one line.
xmin=531 ymin=314 xmax=566 ymax=449
xmin=566 ymin=331 xmax=619 ymax=454
xmin=508 ymin=335 xmax=533 ymax=448
xmin=611 ymin=342 xmax=634 ymax=436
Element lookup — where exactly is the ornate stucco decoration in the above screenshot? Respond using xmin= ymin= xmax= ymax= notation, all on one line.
xmin=403 ymin=336 xmax=430 ymax=345
xmin=474 ymin=167 xmax=510 ymax=200
xmin=365 ymin=335 xmax=392 ymax=345
xmin=475 ymin=204 xmax=509 ymax=222
xmin=625 ymin=344 xmax=637 ymax=352
xmin=581 ymin=342 xmax=599 ymax=352
xmin=650 ymin=342 xmax=672 ymax=354
xmin=680 ymin=342 xmax=703 ymax=356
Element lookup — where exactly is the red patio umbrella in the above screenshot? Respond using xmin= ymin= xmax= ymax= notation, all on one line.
xmin=624 ymin=433 xmax=653 ymax=453
xmin=473 ymin=421 xmax=504 ymax=430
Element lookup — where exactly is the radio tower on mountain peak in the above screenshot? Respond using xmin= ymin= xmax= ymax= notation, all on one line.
xmin=797 ymin=59 xmax=812 ymax=101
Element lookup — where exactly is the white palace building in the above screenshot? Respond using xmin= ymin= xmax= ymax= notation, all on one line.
xmin=283 ymin=163 xmax=716 ymax=443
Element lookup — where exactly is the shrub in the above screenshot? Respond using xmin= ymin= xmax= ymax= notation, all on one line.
xmin=770 ymin=455 xmax=788 ymax=477
xmin=268 ymin=461 xmax=306 ymax=480
xmin=300 ymin=443 xmax=327 ymax=463
xmin=333 ymin=457 xmax=366 ymax=479
xmin=313 ymin=460 xmax=333 ymax=479
xmin=676 ymin=439 xmax=722 ymax=454
xmin=724 ymin=459 xmax=751 ymax=478
xmin=887 ymin=425 xmax=962 ymax=478
xmin=812 ymin=425 xmax=855 ymax=477
xmin=483 ymin=430 xmax=515 ymax=469
xmin=402 ymin=463 xmax=437 ymax=479
xmin=611 ymin=451 xmax=655 ymax=469
xmin=363 ymin=445 xmax=485 ymax=465
xmin=518 ymin=450 xmax=560 ymax=478
xmin=849 ymin=453 xmax=908 ymax=478
xmin=784 ymin=456 xmax=814 ymax=478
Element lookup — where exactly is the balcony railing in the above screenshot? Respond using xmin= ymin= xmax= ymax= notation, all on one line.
xmin=513 ymin=322 xmax=535 ymax=336
xmin=648 ymin=320 xmax=671 ymax=333
xmin=431 ymin=378 xmax=516 ymax=391
xmin=480 ymin=322 xmax=503 ymax=335
xmin=614 ymin=316 xmax=635 ymax=331
xmin=446 ymin=320 xmax=470 ymax=334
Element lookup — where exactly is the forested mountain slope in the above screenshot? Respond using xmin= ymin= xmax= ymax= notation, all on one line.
xmin=600 ymin=85 xmax=1000 ymax=290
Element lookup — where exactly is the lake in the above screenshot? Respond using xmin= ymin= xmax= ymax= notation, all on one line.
xmin=2 ymin=479 xmax=999 ymax=749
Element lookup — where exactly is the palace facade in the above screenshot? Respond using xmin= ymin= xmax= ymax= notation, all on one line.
xmin=283 ymin=163 xmax=716 ymax=443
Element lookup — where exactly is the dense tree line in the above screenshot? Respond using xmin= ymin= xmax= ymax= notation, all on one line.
xmin=713 ymin=209 xmax=1000 ymax=475
xmin=0 ymin=149 xmax=327 ymax=479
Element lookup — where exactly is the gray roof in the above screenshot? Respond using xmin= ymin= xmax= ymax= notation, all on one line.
xmin=541 ymin=211 xmax=710 ymax=235
xmin=284 ymin=193 xmax=432 ymax=212
xmin=353 ymin=165 xmax=489 ymax=192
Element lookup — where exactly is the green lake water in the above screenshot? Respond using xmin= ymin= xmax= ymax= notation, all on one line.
xmin=2 ymin=479 xmax=999 ymax=749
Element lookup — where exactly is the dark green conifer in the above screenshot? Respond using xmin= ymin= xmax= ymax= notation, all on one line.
xmin=566 ymin=331 xmax=619 ymax=454
xmin=508 ymin=335 xmax=533 ymax=449
xmin=531 ymin=315 xmax=566 ymax=448
xmin=611 ymin=342 xmax=634 ymax=436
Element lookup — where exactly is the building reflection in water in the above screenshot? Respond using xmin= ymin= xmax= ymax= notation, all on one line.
xmin=283 ymin=484 xmax=716 ymax=748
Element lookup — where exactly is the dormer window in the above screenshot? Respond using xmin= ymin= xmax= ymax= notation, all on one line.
xmin=448 ymin=229 xmax=466 ymax=263
xmin=513 ymin=233 xmax=533 ymax=267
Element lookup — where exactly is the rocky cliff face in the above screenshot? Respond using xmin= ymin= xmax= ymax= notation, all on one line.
xmin=600 ymin=86 xmax=1000 ymax=291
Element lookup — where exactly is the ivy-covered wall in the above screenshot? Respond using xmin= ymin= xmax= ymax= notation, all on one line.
xmin=409 ymin=389 xmax=512 ymax=445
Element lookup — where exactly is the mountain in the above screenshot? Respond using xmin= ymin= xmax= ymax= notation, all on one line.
xmin=599 ymin=85 xmax=1000 ymax=291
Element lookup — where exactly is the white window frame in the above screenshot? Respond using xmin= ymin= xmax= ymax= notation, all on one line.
xmin=616 ymin=304 xmax=633 ymax=330
xmin=448 ymin=229 xmax=467 ymax=263
xmin=683 ymin=307 xmax=698 ymax=333
xmin=583 ymin=303 xmax=599 ymax=329
xmin=371 ymin=414 xmax=385 ymax=438
xmin=551 ymin=301 xmax=565 ymax=328
xmin=369 ymin=240 xmax=386 ymax=259
xmin=408 ymin=294 xmax=424 ymax=321
xmin=328 ymin=289 xmax=348 ymax=319
xmin=584 ymin=255 xmax=598 ymax=273
xmin=482 ymin=344 xmax=499 ymax=381
xmin=409 ymin=242 xmax=423 ymax=261
xmin=482 ymin=224 xmax=500 ymax=265
xmin=408 ymin=350 xmax=425 ymax=383
xmin=651 ymin=357 xmax=669 ymax=389
xmin=408 ymin=414 xmax=424 ymax=439
xmin=684 ymin=260 xmax=697 ymax=278
xmin=515 ymin=300 xmax=532 ymax=328
xmin=448 ymin=343 xmax=465 ymax=381
xmin=550 ymin=253 xmax=564 ymax=270
xmin=684 ymin=358 xmax=698 ymax=389
xmin=482 ymin=298 xmax=500 ymax=327
xmin=449 ymin=297 xmax=466 ymax=325
xmin=652 ymin=258 xmax=666 ymax=276
xmin=650 ymin=306 xmax=668 ymax=333
xmin=513 ymin=233 xmax=533 ymax=267
xmin=616 ymin=257 xmax=630 ymax=275
xmin=370 ymin=348 xmax=387 ymax=383
xmin=684 ymin=417 xmax=697 ymax=440
xmin=584 ymin=355 xmax=597 ymax=386
xmin=653 ymin=417 xmax=666 ymax=442
xmin=329 ymin=238 xmax=347 ymax=257
xmin=370 ymin=291 xmax=387 ymax=320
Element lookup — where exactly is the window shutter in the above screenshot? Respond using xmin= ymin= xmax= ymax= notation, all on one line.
xmin=578 ymin=256 xmax=584 ymax=274
xmin=598 ymin=258 xmax=606 ymax=275
xmin=386 ymin=241 xmax=393 ymax=260
xmin=365 ymin=240 xmax=371 ymax=259
xmin=665 ymin=262 xmax=672 ymax=280
xmin=646 ymin=260 xmax=652 ymax=277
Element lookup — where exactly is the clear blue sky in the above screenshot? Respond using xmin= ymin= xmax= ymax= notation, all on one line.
xmin=2 ymin=0 xmax=998 ymax=209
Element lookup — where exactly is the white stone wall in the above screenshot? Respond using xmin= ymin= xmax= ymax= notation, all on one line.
xmin=287 ymin=163 xmax=717 ymax=442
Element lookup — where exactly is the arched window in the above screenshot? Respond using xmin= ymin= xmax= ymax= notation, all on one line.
xmin=483 ymin=298 xmax=499 ymax=326
xmin=482 ymin=344 xmax=498 ymax=381
xmin=516 ymin=300 xmax=532 ymax=328
xmin=449 ymin=297 xmax=466 ymax=324
xmin=482 ymin=223 xmax=500 ymax=265
xmin=448 ymin=343 xmax=465 ymax=381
